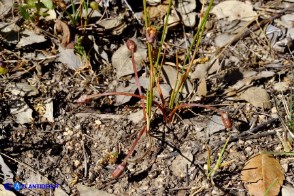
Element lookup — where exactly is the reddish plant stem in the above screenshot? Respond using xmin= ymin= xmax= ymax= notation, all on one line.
xmin=168 ymin=103 xmax=221 ymax=121
xmin=155 ymin=77 xmax=167 ymax=122
xmin=168 ymin=103 xmax=233 ymax=129
xmin=130 ymin=50 xmax=144 ymax=98
xmin=111 ymin=126 xmax=147 ymax=179
xmin=124 ymin=126 xmax=147 ymax=161
xmin=85 ymin=92 xmax=145 ymax=101
xmin=79 ymin=92 xmax=165 ymax=114
xmin=128 ymin=40 xmax=147 ymax=121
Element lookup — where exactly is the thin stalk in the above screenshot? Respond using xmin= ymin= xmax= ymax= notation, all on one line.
xmin=151 ymin=0 xmax=172 ymax=99
xmin=124 ymin=126 xmax=147 ymax=161
xmin=144 ymin=0 xmax=173 ymax=130
xmin=83 ymin=0 xmax=90 ymax=28
xmin=36 ymin=0 xmax=41 ymax=23
xmin=206 ymin=146 xmax=211 ymax=175
xmin=128 ymin=40 xmax=147 ymax=121
xmin=168 ymin=103 xmax=222 ymax=121
xmin=155 ymin=77 xmax=166 ymax=117
xmin=154 ymin=0 xmax=173 ymax=69
xmin=76 ymin=92 xmax=165 ymax=116
xmin=155 ymin=47 xmax=168 ymax=113
xmin=143 ymin=0 xmax=153 ymax=130
xmin=264 ymin=179 xmax=278 ymax=196
xmin=70 ymin=0 xmax=77 ymax=26
xmin=169 ymin=0 xmax=214 ymax=109
xmin=208 ymin=136 xmax=230 ymax=184
xmin=168 ymin=103 xmax=232 ymax=129
xmin=112 ymin=126 xmax=147 ymax=179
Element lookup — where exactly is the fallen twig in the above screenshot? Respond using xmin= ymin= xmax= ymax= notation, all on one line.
xmin=212 ymin=117 xmax=278 ymax=148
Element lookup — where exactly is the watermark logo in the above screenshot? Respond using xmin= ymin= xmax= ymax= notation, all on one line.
xmin=3 ymin=183 xmax=12 ymax=191
xmin=3 ymin=182 xmax=59 ymax=191
xmin=13 ymin=182 xmax=22 ymax=191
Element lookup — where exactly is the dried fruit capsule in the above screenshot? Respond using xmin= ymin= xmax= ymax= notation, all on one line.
xmin=221 ymin=112 xmax=233 ymax=129
xmin=126 ymin=39 xmax=137 ymax=52
xmin=146 ymin=26 xmax=157 ymax=44
xmin=111 ymin=161 xmax=127 ymax=179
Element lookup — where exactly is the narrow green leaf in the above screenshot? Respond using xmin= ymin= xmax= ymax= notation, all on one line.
xmin=19 ymin=6 xmax=31 ymax=20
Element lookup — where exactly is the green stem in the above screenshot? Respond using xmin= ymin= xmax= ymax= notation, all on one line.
xmin=154 ymin=0 xmax=173 ymax=70
xmin=143 ymin=0 xmax=152 ymax=130
xmin=169 ymin=0 xmax=214 ymax=109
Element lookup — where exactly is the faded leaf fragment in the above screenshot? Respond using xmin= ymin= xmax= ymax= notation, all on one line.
xmin=239 ymin=87 xmax=271 ymax=109
xmin=211 ymin=0 xmax=257 ymax=21
xmin=229 ymin=70 xmax=275 ymax=91
xmin=154 ymin=83 xmax=171 ymax=99
xmin=147 ymin=4 xmax=169 ymax=19
xmin=58 ymin=47 xmax=83 ymax=69
xmin=171 ymin=151 xmax=193 ymax=177
xmin=7 ymin=82 xmax=39 ymax=97
xmin=42 ymin=98 xmax=54 ymax=122
xmin=0 ymin=185 xmax=16 ymax=196
xmin=278 ymin=13 xmax=294 ymax=28
xmin=0 ymin=154 xmax=14 ymax=184
xmin=115 ymin=83 xmax=138 ymax=105
xmin=197 ymin=79 xmax=207 ymax=97
xmin=10 ymin=101 xmax=33 ymax=124
xmin=273 ymin=82 xmax=289 ymax=92
xmin=166 ymin=10 xmax=180 ymax=27
xmin=162 ymin=65 xmax=193 ymax=96
xmin=147 ymin=0 xmax=161 ymax=5
xmin=97 ymin=18 xmax=127 ymax=35
xmin=206 ymin=115 xmax=226 ymax=135
xmin=17 ymin=29 xmax=47 ymax=48
xmin=128 ymin=110 xmax=144 ymax=124
xmin=0 ymin=0 xmax=13 ymax=16
xmin=0 ymin=22 xmax=20 ymax=44
xmin=190 ymin=63 xmax=210 ymax=80
xmin=214 ymin=33 xmax=235 ymax=47
xmin=175 ymin=0 xmax=197 ymax=27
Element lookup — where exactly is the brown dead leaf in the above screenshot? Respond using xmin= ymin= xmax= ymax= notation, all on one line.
xmin=97 ymin=18 xmax=127 ymax=35
xmin=241 ymin=154 xmax=285 ymax=196
xmin=54 ymin=19 xmax=74 ymax=49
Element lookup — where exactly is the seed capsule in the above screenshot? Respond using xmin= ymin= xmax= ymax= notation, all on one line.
xmin=146 ymin=26 xmax=157 ymax=44
xmin=221 ymin=112 xmax=233 ymax=129
xmin=111 ymin=161 xmax=127 ymax=179
xmin=126 ymin=39 xmax=137 ymax=52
